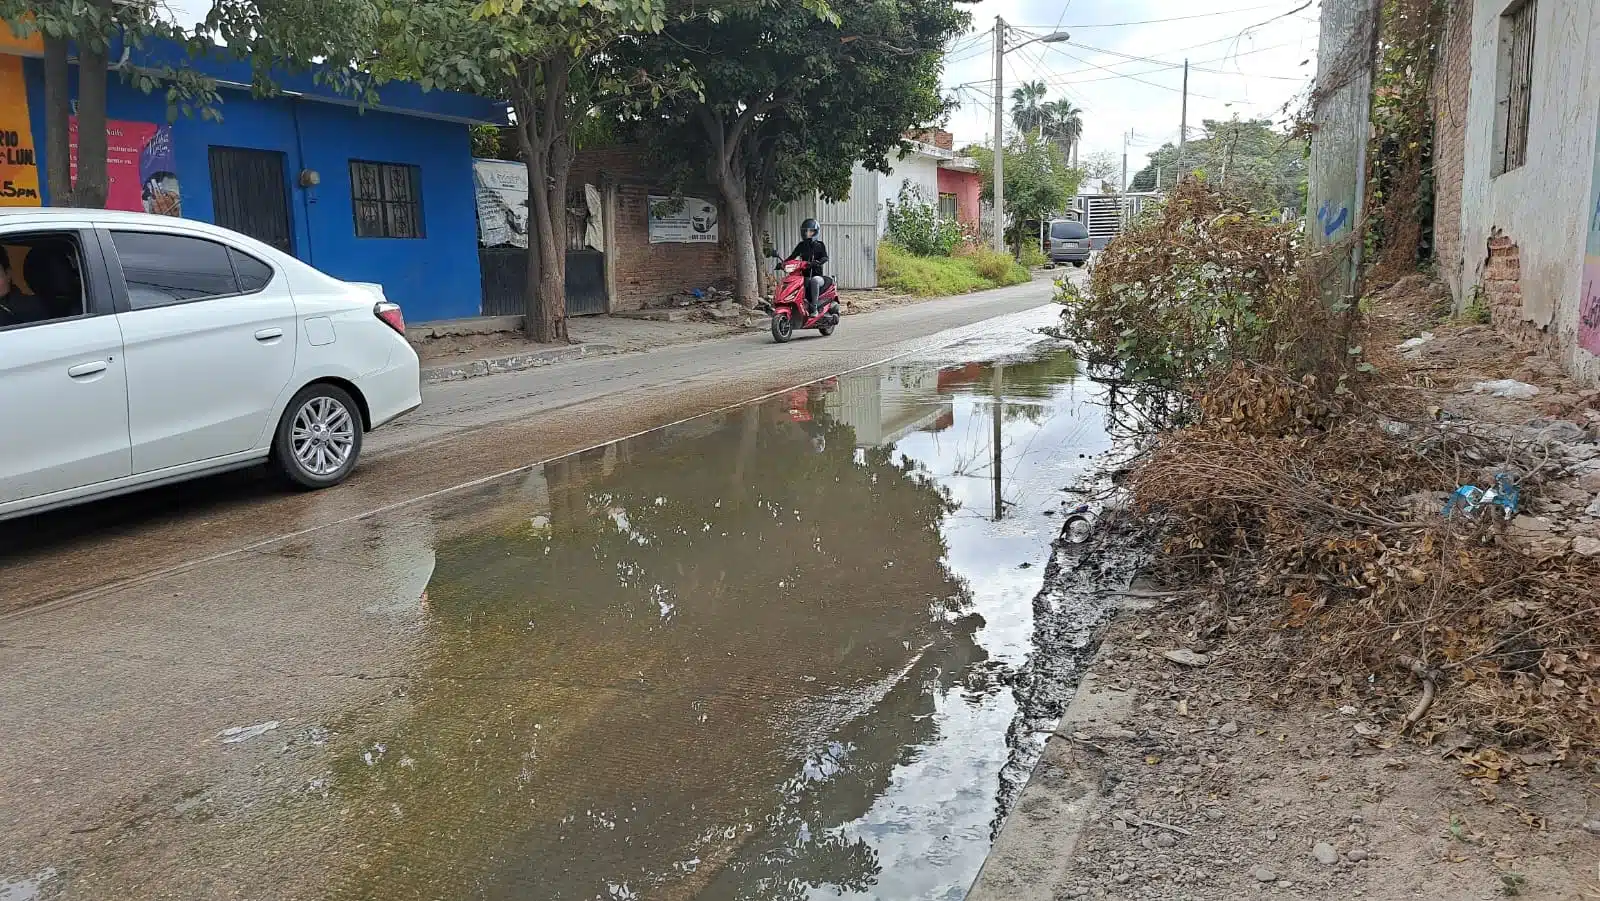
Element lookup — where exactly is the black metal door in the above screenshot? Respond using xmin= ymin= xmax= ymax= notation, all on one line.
xmin=478 ymin=246 xmax=609 ymax=317
xmin=564 ymin=249 xmax=607 ymax=316
xmin=208 ymin=147 xmax=293 ymax=254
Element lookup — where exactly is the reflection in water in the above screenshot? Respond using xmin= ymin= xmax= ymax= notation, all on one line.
xmin=310 ymin=342 xmax=1109 ymax=901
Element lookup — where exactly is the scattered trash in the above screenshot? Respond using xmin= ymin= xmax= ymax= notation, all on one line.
xmin=1396 ymin=332 xmax=1434 ymax=351
xmin=1472 ymin=379 xmax=1540 ymax=400
xmin=217 ymin=721 xmax=280 ymax=744
xmin=1160 ymin=648 xmax=1210 ymax=667
xmin=1442 ymin=473 xmax=1519 ymax=519
xmin=1063 ymin=504 xmax=1095 ymax=543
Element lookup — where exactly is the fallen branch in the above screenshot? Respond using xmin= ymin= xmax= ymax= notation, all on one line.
xmin=1397 ymin=654 xmax=1436 ymax=734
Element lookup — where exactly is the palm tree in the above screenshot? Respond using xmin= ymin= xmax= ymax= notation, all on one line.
xmin=1010 ymin=80 xmax=1048 ymax=136
xmin=1041 ymin=99 xmax=1083 ymax=163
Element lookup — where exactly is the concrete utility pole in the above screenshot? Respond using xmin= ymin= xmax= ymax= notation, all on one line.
xmin=1308 ymin=0 xmax=1380 ymax=304
xmin=1121 ymin=130 xmax=1129 ymax=194
xmin=1177 ymin=59 xmax=1188 ymax=183
xmin=992 ymin=16 xmax=1006 ymax=254
xmin=991 ymin=19 xmax=1070 ymax=255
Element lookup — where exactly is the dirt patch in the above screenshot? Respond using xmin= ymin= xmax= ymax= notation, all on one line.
xmin=974 ymin=605 xmax=1597 ymax=901
xmin=974 ymin=275 xmax=1600 ymax=900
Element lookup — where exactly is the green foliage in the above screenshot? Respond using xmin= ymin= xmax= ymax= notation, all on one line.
xmin=1130 ymin=118 xmax=1307 ymax=213
xmin=878 ymin=242 xmax=1027 ymax=296
xmin=616 ymin=0 xmax=967 ymax=214
xmin=1011 ymin=80 xmax=1082 ymax=153
xmin=1019 ymin=243 xmax=1047 ymax=268
xmin=969 ymin=135 xmax=1083 ymax=251
xmin=1458 ymin=289 xmax=1491 ymax=324
xmin=1367 ymin=0 xmax=1445 ymax=277
xmin=1054 ymin=180 xmax=1314 ymax=389
xmin=967 ymin=246 xmax=1028 ymax=284
xmin=884 ymin=183 xmax=962 ymax=257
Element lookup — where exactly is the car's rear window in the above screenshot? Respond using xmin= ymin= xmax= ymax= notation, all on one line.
xmin=1051 ymin=221 xmax=1088 ymax=240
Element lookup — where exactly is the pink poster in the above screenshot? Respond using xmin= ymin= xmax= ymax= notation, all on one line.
xmin=1582 ymin=107 xmax=1600 ymax=355
xmin=1581 ymin=259 xmax=1600 ymax=356
xmin=68 ymin=117 xmax=181 ymax=215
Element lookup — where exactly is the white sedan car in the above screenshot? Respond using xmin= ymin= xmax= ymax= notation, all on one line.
xmin=0 ymin=208 xmax=421 ymax=521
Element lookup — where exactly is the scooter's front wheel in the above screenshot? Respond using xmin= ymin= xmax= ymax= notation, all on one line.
xmin=771 ymin=310 xmax=794 ymax=343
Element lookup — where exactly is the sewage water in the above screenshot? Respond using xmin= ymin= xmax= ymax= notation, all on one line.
xmin=282 ymin=322 xmax=1111 ymax=900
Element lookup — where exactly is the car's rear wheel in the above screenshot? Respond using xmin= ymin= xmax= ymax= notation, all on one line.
xmin=273 ymin=383 xmax=363 ymax=489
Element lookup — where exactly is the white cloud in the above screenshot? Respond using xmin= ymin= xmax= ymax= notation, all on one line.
xmin=941 ymin=0 xmax=1322 ymax=182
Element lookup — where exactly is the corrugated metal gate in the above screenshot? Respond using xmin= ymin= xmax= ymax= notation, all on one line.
xmin=817 ymin=167 xmax=879 ymax=289
xmin=764 ymin=166 xmax=879 ymax=289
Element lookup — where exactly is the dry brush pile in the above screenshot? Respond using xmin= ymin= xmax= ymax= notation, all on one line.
xmin=1056 ymin=182 xmax=1599 ymax=756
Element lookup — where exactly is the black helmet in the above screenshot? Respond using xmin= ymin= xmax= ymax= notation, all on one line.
xmin=801 ymin=218 xmax=819 ymax=239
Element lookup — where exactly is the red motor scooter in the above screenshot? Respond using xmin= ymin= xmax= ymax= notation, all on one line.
xmin=758 ymin=258 xmax=840 ymax=343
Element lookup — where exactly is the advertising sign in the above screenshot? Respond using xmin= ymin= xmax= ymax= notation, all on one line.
xmin=648 ymin=195 xmax=718 ymax=244
xmin=0 ymin=56 xmax=40 ymax=206
xmin=69 ymin=117 xmax=181 ymax=215
xmin=473 ymin=159 xmax=530 ymax=248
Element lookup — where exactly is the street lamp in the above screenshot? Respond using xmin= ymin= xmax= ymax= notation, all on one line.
xmin=992 ymin=20 xmax=1069 ymax=254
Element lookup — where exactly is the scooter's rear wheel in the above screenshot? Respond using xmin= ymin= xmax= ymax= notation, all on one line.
xmin=818 ymin=323 xmax=835 ymax=337
xmin=771 ymin=311 xmax=794 ymax=343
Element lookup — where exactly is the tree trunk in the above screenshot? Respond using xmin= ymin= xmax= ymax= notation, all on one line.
xmin=510 ymin=57 xmax=572 ymax=345
xmin=42 ymin=37 xmax=72 ymax=206
xmin=75 ymin=34 xmax=110 ymax=209
xmin=750 ymin=196 xmax=772 ymax=297
xmin=712 ymin=166 xmax=759 ymax=307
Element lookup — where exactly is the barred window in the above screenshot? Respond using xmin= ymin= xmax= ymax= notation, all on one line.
xmin=350 ymin=161 xmax=424 ymax=238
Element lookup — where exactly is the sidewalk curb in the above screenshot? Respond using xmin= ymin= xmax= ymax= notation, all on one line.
xmin=420 ymin=342 xmax=621 ymax=384
xmin=965 ymin=644 xmax=1128 ymax=901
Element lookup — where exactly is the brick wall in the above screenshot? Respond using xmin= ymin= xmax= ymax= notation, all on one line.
xmin=569 ymin=147 xmax=737 ymax=312
xmin=907 ymin=129 xmax=955 ymax=151
xmin=1432 ymin=0 xmax=1472 ymax=304
xmin=1481 ymin=232 xmax=1560 ymax=353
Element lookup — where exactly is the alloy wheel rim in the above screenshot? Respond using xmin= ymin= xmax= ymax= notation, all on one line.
xmin=291 ymin=396 xmax=355 ymax=476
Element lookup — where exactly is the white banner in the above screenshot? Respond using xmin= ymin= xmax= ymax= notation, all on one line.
xmin=474 ymin=159 xmax=529 ymax=248
xmin=648 ymin=195 xmax=719 ymax=244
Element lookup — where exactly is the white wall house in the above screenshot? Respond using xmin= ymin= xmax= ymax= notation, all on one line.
xmin=875 ymin=140 xmax=951 ymax=234
xmin=1438 ymin=0 xmax=1600 ymax=384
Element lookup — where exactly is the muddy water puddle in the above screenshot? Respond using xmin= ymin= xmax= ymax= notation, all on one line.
xmin=317 ymin=337 xmax=1110 ymax=899
xmin=18 ymin=313 xmax=1116 ymax=901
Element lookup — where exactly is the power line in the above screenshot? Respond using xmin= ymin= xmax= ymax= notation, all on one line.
xmin=1012 ymin=2 xmax=1293 ymax=30
xmin=1053 ymin=39 xmax=1309 ymax=82
xmin=1032 ymin=41 xmax=1251 ymax=103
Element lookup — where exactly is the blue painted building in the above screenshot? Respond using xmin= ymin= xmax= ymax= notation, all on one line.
xmin=7 ymin=38 xmax=508 ymax=322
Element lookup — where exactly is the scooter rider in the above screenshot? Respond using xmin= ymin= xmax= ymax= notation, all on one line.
xmin=784 ymin=218 xmax=829 ymax=315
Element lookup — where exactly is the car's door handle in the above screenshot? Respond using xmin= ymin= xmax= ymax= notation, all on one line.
xmin=67 ymin=360 xmax=108 ymax=378
xmin=254 ymin=328 xmax=285 ymax=342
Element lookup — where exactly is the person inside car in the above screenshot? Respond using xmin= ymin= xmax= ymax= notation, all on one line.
xmin=0 ymin=246 xmax=50 ymax=329
xmin=784 ymin=218 xmax=829 ymax=315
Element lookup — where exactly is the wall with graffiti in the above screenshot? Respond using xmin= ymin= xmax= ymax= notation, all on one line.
xmin=1450 ymin=0 xmax=1600 ymax=383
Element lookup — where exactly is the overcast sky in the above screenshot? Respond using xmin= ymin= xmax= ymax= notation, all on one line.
xmin=164 ymin=0 xmax=1321 ymax=181
xmin=941 ymin=0 xmax=1322 ymax=177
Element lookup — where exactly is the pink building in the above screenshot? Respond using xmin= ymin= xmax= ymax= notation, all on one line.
xmin=937 ymin=161 xmax=982 ymax=227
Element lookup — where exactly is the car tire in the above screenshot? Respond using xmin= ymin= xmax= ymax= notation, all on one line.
xmin=273 ymin=383 xmax=364 ymax=490
xmin=1072 ymin=261 xmax=1086 ymax=268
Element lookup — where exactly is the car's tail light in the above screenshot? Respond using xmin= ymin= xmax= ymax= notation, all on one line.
xmin=374 ymin=301 xmax=406 ymax=335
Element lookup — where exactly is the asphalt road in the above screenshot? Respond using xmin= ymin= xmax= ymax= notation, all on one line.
xmin=0 ymin=277 xmax=1061 ymax=616
xmin=1 ymin=278 xmax=1070 ymax=899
